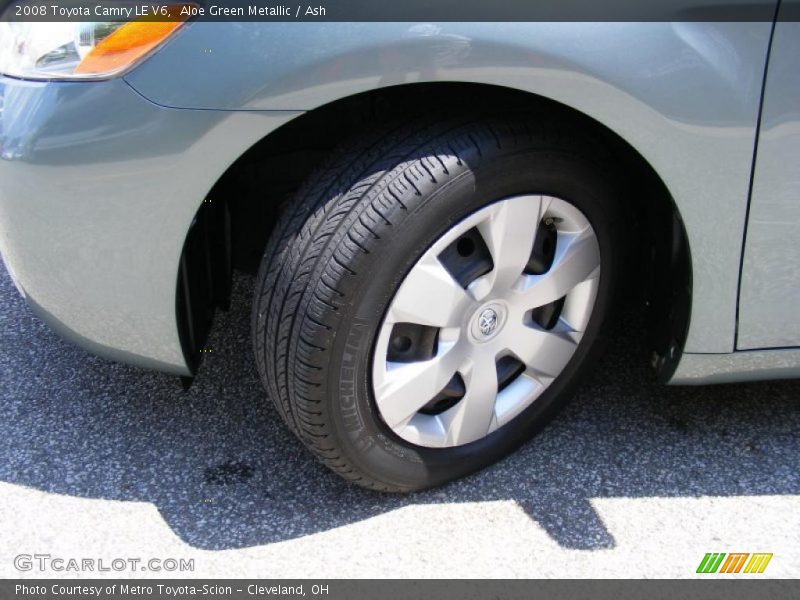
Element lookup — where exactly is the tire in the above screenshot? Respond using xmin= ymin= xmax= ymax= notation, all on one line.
xmin=252 ymin=113 xmax=626 ymax=492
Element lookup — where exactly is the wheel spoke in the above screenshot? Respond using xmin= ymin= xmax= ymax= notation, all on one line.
xmin=516 ymin=228 xmax=600 ymax=309
xmin=505 ymin=323 xmax=577 ymax=377
xmin=442 ymin=353 xmax=498 ymax=445
xmin=374 ymin=346 xmax=465 ymax=428
xmin=476 ymin=195 xmax=547 ymax=295
xmin=387 ymin=253 xmax=471 ymax=327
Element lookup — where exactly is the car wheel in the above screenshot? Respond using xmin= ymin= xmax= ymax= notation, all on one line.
xmin=252 ymin=114 xmax=624 ymax=491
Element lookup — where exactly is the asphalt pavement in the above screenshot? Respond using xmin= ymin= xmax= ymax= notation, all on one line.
xmin=1 ymin=266 xmax=798 ymax=578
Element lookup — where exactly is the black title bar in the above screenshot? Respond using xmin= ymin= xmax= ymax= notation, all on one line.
xmin=2 ymin=579 xmax=799 ymax=600
xmin=1 ymin=0 xmax=799 ymax=22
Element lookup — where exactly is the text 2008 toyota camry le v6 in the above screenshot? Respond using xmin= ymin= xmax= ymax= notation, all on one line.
xmin=1 ymin=3 xmax=798 ymax=491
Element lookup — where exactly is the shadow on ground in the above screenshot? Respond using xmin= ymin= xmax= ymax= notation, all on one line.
xmin=1 ymin=270 xmax=798 ymax=550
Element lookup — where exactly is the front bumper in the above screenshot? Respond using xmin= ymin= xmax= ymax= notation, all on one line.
xmin=0 ymin=75 xmax=298 ymax=375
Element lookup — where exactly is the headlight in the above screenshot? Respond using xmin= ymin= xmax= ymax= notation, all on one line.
xmin=0 ymin=14 xmax=189 ymax=80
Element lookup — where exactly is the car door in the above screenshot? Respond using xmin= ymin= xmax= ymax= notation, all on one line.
xmin=737 ymin=11 xmax=800 ymax=349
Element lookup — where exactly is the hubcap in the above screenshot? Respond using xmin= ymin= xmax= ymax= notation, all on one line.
xmin=372 ymin=194 xmax=600 ymax=448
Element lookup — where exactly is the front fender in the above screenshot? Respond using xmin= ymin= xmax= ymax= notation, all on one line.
xmin=126 ymin=21 xmax=775 ymax=353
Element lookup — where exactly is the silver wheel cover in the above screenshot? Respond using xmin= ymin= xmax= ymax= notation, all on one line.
xmin=372 ymin=195 xmax=601 ymax=448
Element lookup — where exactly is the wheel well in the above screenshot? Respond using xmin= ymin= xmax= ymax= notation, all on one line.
xmin=177 ymin=82 xmax=691 ymax=378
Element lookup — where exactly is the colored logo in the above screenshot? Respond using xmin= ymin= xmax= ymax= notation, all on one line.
xmin=696 ymin=553 xmax=773 ymax=574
